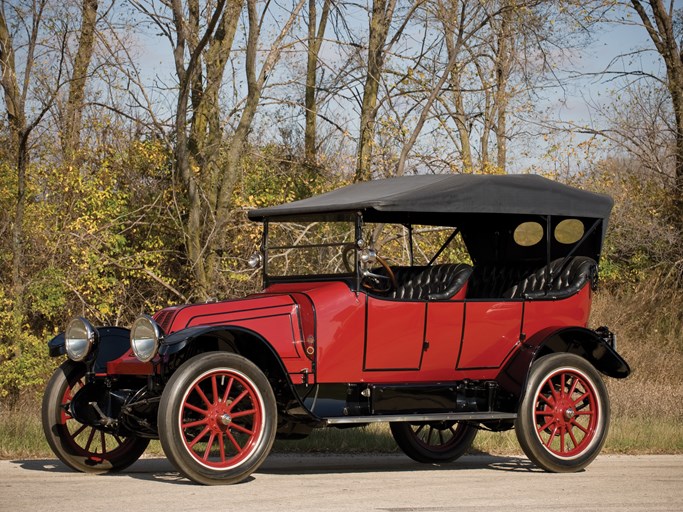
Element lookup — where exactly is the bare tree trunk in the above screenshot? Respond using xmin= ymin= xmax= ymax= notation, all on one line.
xmin=441 ymin=0 xmax=473 ymax=172
xmin=170 ymin=0 xmax=227 ymax=297
xmin=354 ymin=0 xmax=397 ymax=182
xmin=62 ymin=0 xmax=98 ymax=160
xmin=304 ymin=0 xmax=331 ymax=167
xmin=212 ymin=0 xmax=306 ymax=228
xmin=493 ymin=2 xmax=512 ymax=172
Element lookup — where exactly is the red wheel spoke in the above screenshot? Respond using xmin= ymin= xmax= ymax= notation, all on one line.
xmin=559 ymin=425 xmax=566 ymax=454
xmin=230 ymin=423 xmax=254 ymax=436
xmin=218 ymin=433 xmax=226 ymax=463
xmin=535 ymin=408 xmax=554 ymax=417
xmin=548 ymin=379 xmax=560 ymax=403
xmin=414 ymin=424 xmax=425 ymax=436
xmin=211 ymin=376 xmax=218 ymax=404
xmin=203 ymin=432 xmax=217 ymax=460
xmin=187 ymin=426 xmax=210 ymax=448
xmin=539 ymin=393 xmax=555 ymax=407
xmin=184 ymin=402 xmax=208 ymax=415
xmin=221 ymin=377 xmax=234 ymax=404
xmin=545 ymin=425 xmax=559 ymax=448
xmin=567 ymin=425 xmax=580 ymax=448
xmin=572 ymin=391 xmax=590 ymax=407
xmin=193 ymin=383 xmax=213 ymax=408
xmin=575 ymin=410 xmax=594 ymax=416
xmin=230 ymin=408 xmax=256 ymax=419
xmin=568 ymin=376 xmax=579 ymax=398
xmin=100 ymin=431 xmax=107 ymax=454
xmin=225 ymin=430 xmax=243 ymax=452
xmin=426 ymin=427 xmax=434 ymax=446
xmin=113 ymin=435 xmax=124 ymax=446
xmin=570 ymin=419 xmax=588 ymax=434
xmin=560 ymin=373 xmax=567 ymax=398
xmin=438 ymin=430 xmax=445 ymax=445
xmin=182 ymin=418 xmax=209 ymax=429
xmin=538 ymin=418 xmax=555 ymax=433
xmin=228 ymin=389 xmax=249 ymax=411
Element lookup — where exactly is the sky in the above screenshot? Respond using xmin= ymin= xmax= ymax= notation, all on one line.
xmin=126 ymin=2 xmax=673 ymax=175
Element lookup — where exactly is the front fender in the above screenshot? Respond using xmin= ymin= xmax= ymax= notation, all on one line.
xmin=158 ymin=325 xmax=239 ymax=356
xmin=497 ymin=326 xmax=631 ymax=406
xmin=47 ymin=326 xmax=131 ymax=374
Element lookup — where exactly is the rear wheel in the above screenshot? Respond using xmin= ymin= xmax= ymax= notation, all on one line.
xmin=515 ymin=353 xmax=610 ymax=472
xmin=390 ymin=421 xmax=477 ymax=463
xmin=158 ymin=352 xmax=277 ymax=485
xmin=41 ymin=361 xmax=149 ymax=473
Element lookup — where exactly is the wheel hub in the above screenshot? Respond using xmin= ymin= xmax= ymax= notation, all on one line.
xmin=219 ymin=413 xmax=232 ymax=426
xmin=563 ymin=407 xmax=575 ymax=420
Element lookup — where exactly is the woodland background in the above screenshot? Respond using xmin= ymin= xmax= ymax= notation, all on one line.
xmin=0 ymin=0 xmax=681 ymax=451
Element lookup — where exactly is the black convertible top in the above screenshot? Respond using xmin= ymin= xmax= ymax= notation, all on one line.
xmin=247 ymin=174 xmax=613 ymax=223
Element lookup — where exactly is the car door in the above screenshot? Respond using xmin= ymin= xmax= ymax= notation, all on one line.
xmin=456 ymin=300 xmax=524 ymax=371
xmin=363 ymin=296 xmax=426 ymax=370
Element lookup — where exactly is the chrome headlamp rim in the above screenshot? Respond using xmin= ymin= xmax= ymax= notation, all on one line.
xmin=65 ymin=317 xmax=97 ymax=362
xmin=130 ymin=314 xmax=162 ymax=363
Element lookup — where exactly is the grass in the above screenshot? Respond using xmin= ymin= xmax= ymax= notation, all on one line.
xmin=2 ymin=406 xmax=682 ymax=460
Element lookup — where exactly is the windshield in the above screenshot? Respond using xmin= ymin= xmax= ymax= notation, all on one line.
xmin=265 ymin=220 xmax=470 ymax=279
xmin=266 ymin=221 xmax=356 ymax=278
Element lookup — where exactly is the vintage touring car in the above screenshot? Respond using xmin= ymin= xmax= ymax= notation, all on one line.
xmin=42 ymin=174 xmax=630 ymax=484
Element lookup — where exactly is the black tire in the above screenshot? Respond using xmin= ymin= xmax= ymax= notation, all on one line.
xmin=41 ymin=361 xmax=149 ymax=473
xmin=515 ymin=353 xmax=610 ymax=473
xmin=157 ymin=352 xmax=277 ymax=485
xmin=390 ymin=421 xmax=477 ymax=463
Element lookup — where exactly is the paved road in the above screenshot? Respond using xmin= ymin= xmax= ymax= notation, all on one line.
xmin=2 ymin=454 xmax=682 ymax=512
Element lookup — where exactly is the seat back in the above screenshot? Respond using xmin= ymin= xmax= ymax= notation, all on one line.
xmin=385 ymin=263 xmax=473 ymax=301
xmin=509 ymin=257 xmax=597 ymax=299
xmin=467 ymin=257 xmax=597 ymax=300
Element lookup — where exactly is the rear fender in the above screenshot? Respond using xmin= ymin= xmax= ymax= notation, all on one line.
xmin=497 ymin=326 xmax=631 ymax=407
xmin=47 ymin=327 xmax=131 ymax=374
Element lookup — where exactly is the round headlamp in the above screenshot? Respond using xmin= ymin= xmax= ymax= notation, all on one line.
xmin=65 ymin=317 xmax=97 ymax=362
xmin=130 ymin=315 xmax=162 ymax=362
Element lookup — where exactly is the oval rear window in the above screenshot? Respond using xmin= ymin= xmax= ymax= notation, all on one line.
xmin=555 ymin=219 xmax=584 ymax=244
xmin=513 ymin=222 xmax=544 ymax=247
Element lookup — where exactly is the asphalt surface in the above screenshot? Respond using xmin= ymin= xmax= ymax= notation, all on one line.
xmin=1 ymin=454 xmax=682 ymax=512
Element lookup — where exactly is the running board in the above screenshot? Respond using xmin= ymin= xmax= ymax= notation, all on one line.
xmin=325 ymin=411 xmax=517 ymax=425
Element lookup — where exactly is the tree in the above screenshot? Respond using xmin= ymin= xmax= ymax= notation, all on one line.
xmin=629 ymin=1 xmax=683 ymax=226
xmin=304 ymin=0 xmax=332 ymax=168
xmin=61 ymin=0 xmax=99 ymax=160
xmin=0 ymin=0 xmax=73 ymax=321
xmin=134 ymin=0 xmax=306 ymax=298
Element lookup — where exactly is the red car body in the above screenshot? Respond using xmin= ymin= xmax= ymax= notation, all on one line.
xmin=43 ymin=174 xmax=630 ymax=485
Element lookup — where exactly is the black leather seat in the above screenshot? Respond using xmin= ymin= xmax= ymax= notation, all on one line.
xmin=467 ymin=257 xmax=597 ymax=300
xmin=509 ymin=257 xmax=597 ymax=300
xmin=384 ymin=263 xmax=473 ymax=301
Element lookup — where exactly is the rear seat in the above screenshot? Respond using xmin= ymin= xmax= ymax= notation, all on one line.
xmin=384 ymin=263 xmax=473 ymax=301
xmin=467 ymin=257 xmax=597 ymax=300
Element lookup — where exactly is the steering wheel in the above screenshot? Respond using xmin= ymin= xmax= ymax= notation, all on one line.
xmin=341 ymin=243 xmax=357 ymax=273
xmin=361 ymin=254 xmax=398 ymax=293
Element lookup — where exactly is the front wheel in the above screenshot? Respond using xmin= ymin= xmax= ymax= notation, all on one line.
xmin=390 ymin=421 xmax=477 ymax=463
xmin=41 ymin=361 xmax=149 ymax=473
xmin=515 ymin=353 xmax=610 ymax=472
xmin=158 ymin=352 xmax=277 ymax=485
